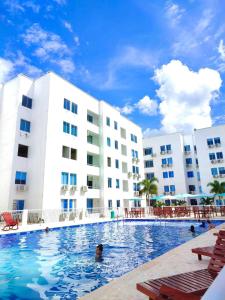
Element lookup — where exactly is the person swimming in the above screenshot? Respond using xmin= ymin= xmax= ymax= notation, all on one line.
xmin=199 ymin=220 xmax=206 ymax=228
xmin=95 ymin=244 xmax=103 ymax=261
xmin=189 ymin=225 xmax=195 ymax=233
xmin=45 ymin=227 xmax=49 ymax=233
xmin=207 ymin=220 xmax=216 ymax=229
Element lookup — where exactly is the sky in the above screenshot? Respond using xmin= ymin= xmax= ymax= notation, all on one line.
xmin=0 ymin=0 xmax=225 ymax=136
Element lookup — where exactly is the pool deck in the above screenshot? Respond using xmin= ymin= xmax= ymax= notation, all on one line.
xmin=80 ymin=222 xmax=225 ymax=300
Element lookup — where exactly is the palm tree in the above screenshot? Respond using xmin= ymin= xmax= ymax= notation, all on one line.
xmin=207 ymin=180 xmax=225 ymax=202
xmin=139 ymin=177 xmax=158 ymax=206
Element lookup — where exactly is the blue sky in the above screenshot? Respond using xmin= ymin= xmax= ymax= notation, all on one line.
xmin=0 ymin=0 xmax=225 ymax=135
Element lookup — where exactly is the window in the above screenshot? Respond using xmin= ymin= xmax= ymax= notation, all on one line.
xmin=115 ymin=159 xmax=119 ymax=169
xmin=194 ymin=145 xmax=197 ymax=152
xmin=196 ymin=158 xmax=199 ymax=165
xmin=207 ymin=138 xmax=213 ymax=146
xmin=211 ymin=168 xmax=218 ymax=176
xmin=167 ymin=157 xmax=173 ymax=165
xmin=61 ymin=199 xmax=68 ymax=211
xmin=162 ymin=158 xmax=167 ymax=165
xmin=164 ymin=185 xmax=169 ymax=192
xmin=71 ymin=148 xmax=77 ymax=160
xmin=133 ymin=183 xmax=138 ymax=191
xmin=70 ymin=174 xmax=77 ymax=185
xmin=106 ymin=117 xmax=110 ymax=126
xmin=18 ymin=144 xmax=28 ymax=158
xmin=63 ymin=121 xmax=70 ymax=134
xmin=209 ymin=153 xmax=216 ymax=160
xmin=145 ymin=160 xmax=153 ymax=168
xmin=15 ymin=171 xmax=27 ymax=184
xmin=115 ymin=140 xmax=118 ymax=149
xmin=13 ymin=200 xmax=25 ymax=211
xmin=189 ymin=185 xmax=195 ymax=192
xmin=71 ymin=102 xmax=78 ymax=114
xmin=116 ymin=179 xmax=120 ymax=189
xmin=22 ymin=95 xmax=32 ymax=109
xmin=184 ymin=145 xmax=191 ymax=152
xmin=122 ymin=162 xmax=128 ymax=173
xmin=61 ymin=172 xmax=69 ymax=184
xmin=71 ymin=125 xmax=77 ymax=136
xmin=69 ymin=199 xmax=75 ymax=211
xmin=20 ymin=119 xmax=30 ymax=133
xmin=219 ymin=167 xmax=225 ymax=175
xmin=120 ymin=127 xmax=126 ymax=139
xmin=108 ymin=178 xmax=112 ymax=188
xmin=187 ymin=171 xmax=194 ymax=178
xmin=107 ymin=157 xmax=111 ymax=167
xmin=131 ymin=150 xmax=138 ymax=158
xmin=114 ymin=121 xmax=118 ymax=130
xmin=121 ymin=144 xmax=127 ymax=155
xmin=108 ymin=200 xmax=112 ymax=209
xmin=87 ymin=114 xmax=93 ymax=123
xmin=144 ymin=148 xmax=152 ymax=156
xmin=107 ymin=137 xmax=111 ymax=147
xmin=160 ymin=145 xmax=166 ymax=152
xmin=186 ymin=158 xmax=192 ymax=165
xmin=216 ymin=152 xmax=223 ymax=159
xmin=214 ymin=137 xmax=221 ymax=145
xmin=166 ymin=144 xmax=171 ymax=151
xmin=87 ymin=134 xmax=93 ymax=144
xmin=87 ymin=154 xmax=93 ymax=165
xmin=197 ymin=172 xmax=200 ymax=181
xmin=170 ymin=185 xmax=175 ymax=192
xmin=62 ymin=146 xmax=69 ymax=158
xmin=163 ymin=172 xmax=168 ymax=179
xmin=116 ymin=200 xmax=120 ymax=208
xmin=146 ymin=172 xmax=154 ymax=179
xmin=131 ymin=134 xmax=137 ymax=143
xmin=169 ymin=171 xmax=174 ymax=178
xmin=136 ymin=166 xmax=139 ymax=174
xmin=64 ymin=98 xmax=70 ymax=110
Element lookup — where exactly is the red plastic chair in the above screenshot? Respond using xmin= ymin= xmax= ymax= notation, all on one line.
xmin=1 ymin=212 xmax=19 ymax=231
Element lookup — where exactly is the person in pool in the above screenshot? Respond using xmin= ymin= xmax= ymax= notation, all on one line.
xmin=207 ymin=219 xmax=216 ymax=229
xmin=199 ymin=220 xmax=206 ymax=228
xmin=95 ymin=244 xmax=103 ymax=261
xmin=189 ymin=225 xmax=195 ymax=233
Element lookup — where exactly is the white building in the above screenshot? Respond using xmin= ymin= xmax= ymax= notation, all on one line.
xmin=143 ymin=125 xmax=225 ymax=205
xmin=0 ymin=72 xmax=144 ymax=211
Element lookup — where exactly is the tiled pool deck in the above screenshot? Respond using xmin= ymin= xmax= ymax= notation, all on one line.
xmin=80 ymin=221 xmax=225 ymax=300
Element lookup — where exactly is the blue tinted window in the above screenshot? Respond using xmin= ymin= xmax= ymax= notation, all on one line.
xmin=20 ymin=119 xmax=31 ymax=133
xmin=15 ymin=171 xmax=27 ymax=184
xmin=116 ymin=179 xmax=120 ymax=189
xmin=22 ymin=95 xmax=32 ymax=109
xmin=214 ymin=137 xmax=221 ymax=144
xmin=166 ymin=144 xmax=171 ymax=151
xmin=163 ymin=172 xmax=168 ymax=178
xmin=211 ymin=168 xmax=218 ymax=176
xmin=63 ymin=121 xmax=70 ymax=133
xmin=71 ymin=125 xmax=77 ymax=136
xmin=87 ymin=114 xmax=93 ymax=123
xmin=114 ymin=121 xmax=118 ymax=130
xmin=146 ymin=173 xmax=154 ymax=179
xmin=64 ymin=98 xmax=70 ymax=110
xmin=116 ymin=200 xmax=120 ymax=207
xmin=167 ymin=157 xmax=173 ymax=165
xmin=164 ymin=185 xmax=169 ymax=192
xmin=189 ymin=185 xmax=195 ymax=192
xmin=219 ymin=167 xmax=225 ymax=174
xmin=216 ymin=152 xmax=223 ymax=159
xmin=186 ymin=158 xmax=192 ymax=164
xmin=70 ymin=173 xmax=77 ymax=185
xmin=207 ymin=138 xmax=213 ymax=145
xmin=184 ymin=145 xmax=191 ymax=151
xmin=61 ymin=199 xmax=68 ymax=211
xmin=160 ymin=145 xmax=166 ymax=152
xmin=145 ymin=160 xmax=153 ymax=168
xmin=107 ymin=137 xmax=111 ymax=147
xmin=209 ymin=153 xmax=216 ymax=160
xmin=132 ymin=165 xmax=136 ymax=173
xmin=115 ymin=140 xmax=118 ymax=149
xmin=71 ymin=102 xmax=78 ymax=114
xmin=169 ymin=171 xmax=174 ymax=178
xmin=162 ymin=158 xmax=167 ymax=165
xmin=115 ymin=159 xmax=119 ymax=168
xmin=106 ymin=117 xmax=110 ymax=126
xmin=144 ymin=148 xmax=152 ymax=155
xmin=187 ymin=171 xmax=194 ymax=178
xmin=170 ymin=185 xmax=175 ymax=192
xmin=108 ymin=177 xmax=112 ymax=188
xmin=61 ymin=172 xmax=69 ymax=184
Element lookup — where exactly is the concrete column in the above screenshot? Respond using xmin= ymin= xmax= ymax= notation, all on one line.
xmin=22 ymin=209 xmax=28 ymax=227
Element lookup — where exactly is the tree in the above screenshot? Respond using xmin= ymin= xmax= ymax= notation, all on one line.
xmin=200 ymin=197 xmax=214 ymax=205
xmin=207 ymin=180 xmax=225 ymax=201
xmin=139 ymin=177 xmax=158 ymax=206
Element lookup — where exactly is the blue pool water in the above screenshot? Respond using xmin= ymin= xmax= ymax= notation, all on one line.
xmin=0 ymin=220 xmax=222 ymax=299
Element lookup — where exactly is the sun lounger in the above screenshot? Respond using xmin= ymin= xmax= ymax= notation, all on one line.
xmin=192 ymin=246 xmax=214 ymax=260
xmin=1 ymin=212 xmax=19 ymax=231
xmin=136 ymin=230 xmax=225 ymax=300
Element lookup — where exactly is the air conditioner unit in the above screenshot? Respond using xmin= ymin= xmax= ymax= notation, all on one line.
xmin=61 ymin=185 xmax=68 ymax=191
xmin=81 ymin=186 xmax=88 ymax=192
xmin=160 ymin=151 xmax=165 ymax=155
xmin=215 ymin=143 xmax=221 ymax=147
xmin=70 ymin=185 xmax=77 ymax=192
xmin=151 ymin=153 xmax=156 ymax=157
xmin=16 ymin=184 xmax=27 ymax=191
xmin=213 ymin=174 xmax=219 ymax=178
xmin=218 ymin=159 xmax=223 ymax=163
xmin=128 ymin=172 xmax=132 ymax=178
xmin=167 ymin=150 xmax=172 ymax=154
xmin=208 ymin=144 xmax=214 ymax=148
xmin=161 ymin=164 xmax=167 ymax=168
xmin=211 ymin=160 xmax=216 ymax=164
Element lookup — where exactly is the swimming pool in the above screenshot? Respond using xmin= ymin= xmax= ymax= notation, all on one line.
xmin=0 ymin=220 xmax=222 ymax=299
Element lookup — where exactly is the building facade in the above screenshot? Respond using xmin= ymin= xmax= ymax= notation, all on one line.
xmin=0 ymin=72 xmax=144 ymax=211
xmin=143 ymin=125 xmax=225 ymax=205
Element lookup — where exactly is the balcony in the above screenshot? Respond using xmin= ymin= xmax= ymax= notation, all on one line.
xmin=87 ymin=153 xmax=100 ymax=167
xmin=166 ymin=149 xmax=172 ymax=154
xmin=87 ymin=175 xmax=100 ymax=189
xmin=211 ymin=159 xmax=224 ymax=164
xmin=87 ymin=111 xmax=99 ymax=126
xmin=87 ymin=131 xmax=99 ymax=146
xmin=16 ymin=184 xmax=28 ymax=192
xmin=184 ymin=151 xmax=191 ymax=155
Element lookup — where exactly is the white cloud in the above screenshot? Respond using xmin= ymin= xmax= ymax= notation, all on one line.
xmin=218 ymin=39 xmax=225 ymax=61
xmin=74 ymin=36 xmax=80 ymax=46
xmin=15 ymin=51 xmax=42 ymax=77
xmin=22 ymin=23 xmax=75 ymax=74
xmin=135 ymin=95 xmax=158 ymax=115
xmin=53 ymin=0 xmax=66 ymax=5
xmin=64 ymin=21 xmax=73 ymax=32
xmin=165 ymin=1 xmax=185 ymax=26
xmin=143 ymin=128 xmax=162 ymax=138
xmin=115 ymin=104 xmax=134 ymax=115
xmin=4 ymin=0 xmax=40 ymax=13
xmin=0 ymin=58 xmax=14 ymax=83
xmin=154 ymin=60 xmax=222 ymax=133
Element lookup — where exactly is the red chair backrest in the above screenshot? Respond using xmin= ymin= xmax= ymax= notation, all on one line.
xmin=208 ymin=230 xmax=225 ymax=274
xmin=2 ymin=212 xmax=14 ymax=224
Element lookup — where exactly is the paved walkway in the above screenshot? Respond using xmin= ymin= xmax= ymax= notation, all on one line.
xmin=80 ymin=223 xmax=225 ymax=300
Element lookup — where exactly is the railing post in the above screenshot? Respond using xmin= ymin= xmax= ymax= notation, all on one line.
xmin=22 ymin=209 xmax=28 ymax=227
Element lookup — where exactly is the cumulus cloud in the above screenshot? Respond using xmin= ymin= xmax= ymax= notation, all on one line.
xmin=115 ymin=104 xmax=134 ymax=115
xmin=21 ymin=23 xmax=75 ymax=74
xmin=0 ymin=58 xmax=14 ymax=83
xmin=154 ymin=60 xmax=222 ymax=133
xmin=135 ymin=95 xmax=158 ymax=115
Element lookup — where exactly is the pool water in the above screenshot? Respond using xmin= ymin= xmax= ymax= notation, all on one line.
xmin=0 ymin=220 xmax=222 ymax=299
